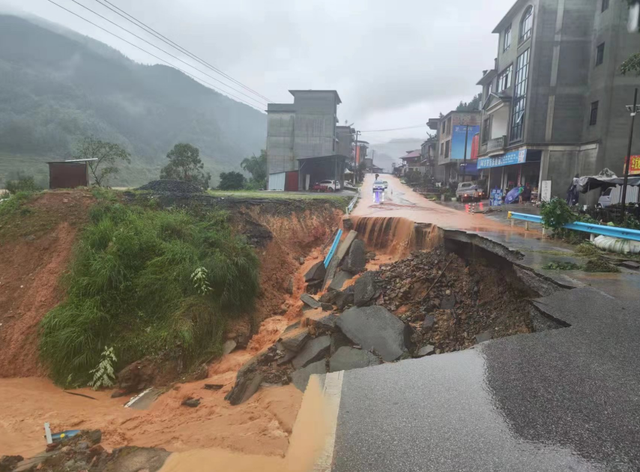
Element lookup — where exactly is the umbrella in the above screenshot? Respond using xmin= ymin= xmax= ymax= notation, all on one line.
xmin=505 ymin=186 xmax=524 ymax=204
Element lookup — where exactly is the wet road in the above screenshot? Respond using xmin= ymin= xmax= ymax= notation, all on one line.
xmin=327 ymin=174 xmax=640 ymax=471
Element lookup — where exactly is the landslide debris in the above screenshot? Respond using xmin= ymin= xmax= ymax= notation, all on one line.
xmin=2 ymin=430 xmax=169 ymax=472
xmin=376 ymin=248 xmax=535 ymax=353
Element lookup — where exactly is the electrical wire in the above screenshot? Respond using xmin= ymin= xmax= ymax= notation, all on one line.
xmin=96 ymin=0 xmax=272 ymax=103
xmin=67 ymin=0 xmax=267 ymax=107
xmin=359 ymin=125 xmax=427 ymax=133
xmin=45 ymin=0 xmax=266 ymax=112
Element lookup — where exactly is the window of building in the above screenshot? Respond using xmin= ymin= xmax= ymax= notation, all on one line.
xmin=510 ymin=48 xmax=530 ymax=142
xmin=440 ymin=142 xmax=444 ymax=156
xmin=447 ymin=117 xmax=452 ymax=136
xmin=589 ymin=101 xmax=599 ymax=126
xmin=482 ymin=117 xmax=492 ymax=144
xmin=497 ymin=65 xmax=513 ymax=92
xmin=601 ymin=0 xmax=609 ymax=12
xmin=445 ymin=140 xmax=450 ymax=158
xmin=520 ymin=6 xmax=533 ymax=43
xmin=595 ymin=43 xmax=605 ymax=67
xmin=504 ymin=25 xmax=512 ymax=51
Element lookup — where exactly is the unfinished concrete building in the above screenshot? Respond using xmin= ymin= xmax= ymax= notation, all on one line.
xmin=266 ymin=90 xmax=349 ymax=191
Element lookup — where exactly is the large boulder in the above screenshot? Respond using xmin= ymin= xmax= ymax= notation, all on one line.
xmin=291 ymin=360 xmax=327 ymax=392
xmin=354 ymin=272 xmax=378 ymax=307
xmin=329 ymin=347 xmax=381 ymax=373
xmin=342 ymin=239 xmax=367 ymax=274
xmin=335 ymin=287 xmax=355 ymax=311
xmin=304 ymin=261 xmax=326 ymax=283
xmin=336 ymin=306 xmax=413 ymax=362
xmin=291 ymin=335 xmax=331 ymax=370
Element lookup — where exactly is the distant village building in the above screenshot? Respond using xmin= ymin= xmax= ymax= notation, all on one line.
xmin=47 ymin=158 xmax=96 ymax=189
xmin=430 ymin=111 xmax=481 ymax=183
xmin=476 ymin=0 xmax=640 ymax=201
xmin=265 ymin=90 xmax=351 ymax=191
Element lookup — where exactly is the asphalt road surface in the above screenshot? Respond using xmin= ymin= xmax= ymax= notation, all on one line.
xmin=320 ymin=174 xmax=640 ymax=471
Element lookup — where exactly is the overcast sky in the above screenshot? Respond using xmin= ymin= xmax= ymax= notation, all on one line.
xmin=0 ymin=0 xmax=515 ymax=144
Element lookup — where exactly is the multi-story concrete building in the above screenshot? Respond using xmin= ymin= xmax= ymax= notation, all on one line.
xmin=266 ymin=90 xmax=348 ymax=191
xmin=477 ymin=0 xmax=640 ymax=201
xmin=433 ymin=111 xmax=481 ymax=183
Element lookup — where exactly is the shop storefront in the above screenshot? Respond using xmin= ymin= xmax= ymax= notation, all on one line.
xmin=478 ymin=148 xmax=541 ymax=194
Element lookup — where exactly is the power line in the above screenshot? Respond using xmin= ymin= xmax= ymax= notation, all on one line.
xmin=66 ymin=0 xmax=267 ymax=107
xmin=359 ymin=125 xmax=426 ymax=133
xmin=97 ymin=0 xmax=272 ymax=103
xmin=45 ymin=0 xmax=265 ymax=112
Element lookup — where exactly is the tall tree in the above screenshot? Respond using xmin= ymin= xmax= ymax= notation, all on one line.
xmin=456 ymin=94 xmax=482 ymax=112
xmin=74 ymin=137 xmax=131 ymax=187
xmin=218 ymin=171 xmax=245 ymax=190
xmin=240 ymin=149 xmax=267 ymax=187
xmin=160 ymin=143 xmax=211 ymax=189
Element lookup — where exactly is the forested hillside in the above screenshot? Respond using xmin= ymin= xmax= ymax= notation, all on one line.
xmin=0 ymin=15 xmax=266 ymax=187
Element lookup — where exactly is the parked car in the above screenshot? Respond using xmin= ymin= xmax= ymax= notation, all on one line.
xmin=314 ymin=180 xmax=341 ymax=192
xmin=456 ymin=182 xmax=483 ymax=202
xmin=597 ymin=185 xmax=639 ymax=208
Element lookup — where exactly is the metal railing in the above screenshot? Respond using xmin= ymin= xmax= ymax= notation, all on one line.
xmin=508 ymin=211 xmax=640 ymax=242
xmin=346 ymin=189 xmax=360 ymax=215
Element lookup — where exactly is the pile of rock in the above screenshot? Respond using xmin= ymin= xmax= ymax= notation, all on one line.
xmin=1 ymin=430 xmax=170 ymax=472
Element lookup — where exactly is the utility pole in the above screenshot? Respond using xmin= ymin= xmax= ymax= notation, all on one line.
xmin=354 ymin=130 xmax=361 ymax=183
xmin=461 ymin=125 xmax=470 ymax=182
xmin=621 ymin=88 xmax=638 ymax=221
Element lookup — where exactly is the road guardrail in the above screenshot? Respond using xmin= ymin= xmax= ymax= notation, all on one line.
xmin=508 ymin=211 xmax=640 ymax=242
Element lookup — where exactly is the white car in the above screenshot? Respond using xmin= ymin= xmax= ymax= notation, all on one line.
xmin=316 ymin=180 xmax=341 ymax=192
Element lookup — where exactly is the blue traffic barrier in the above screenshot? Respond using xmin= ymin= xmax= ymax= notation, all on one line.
xmin=324 ymin=229 xmax=343 ymax=267
xmin=508 ymin=212 xmax=640 ymax=242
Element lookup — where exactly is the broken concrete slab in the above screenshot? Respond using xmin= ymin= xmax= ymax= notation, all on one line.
xmin=329 ymin=347 xmax=381 ymax=373
xmin=181 ymin=398 xmax=200 ymax=408
xmin=292 ymin=335 xmax=331 ymax=370
xmin=291 ymin=360 xmax=326 ymax=392
xmin=331 ymin=331 xmax=352 ymax=355
xmin=304 ymin=261 xmax=326 ymax=283
xmin=225 ymin=372 xmax=264 ymax=405
xmin=354 ymin=271 xmax=378 ymax=307
xmin=415 ymin=345 xmax=435 ymax=357
xmin=319 ymin=291 xmax=338 ymax=304
xmin=328 ymin=270 xmax=353 ymax=291
xmin=475 ymin=330 xmax=492 ymax=344
xmin=323 ymin=230 xmax=359 ymax=289
xmin=337 ymin=306 xmax=412 ymax=362
xmin=279 ymin=329 xmax=310 ymax=352
xmin=125 ymin=387 xmax=163 ymax=410
xmin=222 ymin=340 xmax=237 ymax=356
xmin=321 ymin=303 xmax=333 ymax=311
xmin=335 ymin=287 xmax=355 ymax=310
xmin=301 ymin=293 xmax=321 ymax=309
xmin=620 ymin=260 xmax=640 ymax=270
xmin=342 ymin=239 xmax=367 ymax=274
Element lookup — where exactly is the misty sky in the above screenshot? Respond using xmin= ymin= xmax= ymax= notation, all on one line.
xmin=0 ymin=0 xmax=515 ymax=145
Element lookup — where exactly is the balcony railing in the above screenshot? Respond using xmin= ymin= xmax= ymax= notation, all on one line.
xmin=480 ymin=136 xmax=506 ymax=156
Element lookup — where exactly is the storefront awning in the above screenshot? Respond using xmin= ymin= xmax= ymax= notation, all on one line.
xmin=477 ymin=149 xmax=527 ymax=170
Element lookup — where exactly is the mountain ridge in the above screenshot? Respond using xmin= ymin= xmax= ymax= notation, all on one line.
xmin=0 ymin=14 xmax=266 ymax=187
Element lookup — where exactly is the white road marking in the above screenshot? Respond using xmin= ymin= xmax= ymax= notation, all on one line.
xmin=314 ymin=371 xmax=344 ymax=472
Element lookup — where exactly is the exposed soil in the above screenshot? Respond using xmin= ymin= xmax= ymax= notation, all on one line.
xmin=0 ymin=191 xmax=93 ymax=378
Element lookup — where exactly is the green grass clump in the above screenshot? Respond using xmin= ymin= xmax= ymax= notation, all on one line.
xmin=0 ymin=191 xmax=36 ymax=219
xmin=584 ymin=258 xmax=620 ymax=273
xmin=575 ymin=242 xmax=600 ymax=257
xmin=542 ymin=261 xmax=582 ymax=271
xmin=39 ymin=202 xmax=259 ymax=387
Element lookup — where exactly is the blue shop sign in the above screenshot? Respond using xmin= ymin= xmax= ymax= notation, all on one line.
xmin=477 ymin=149 xmax=527 ymax=170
